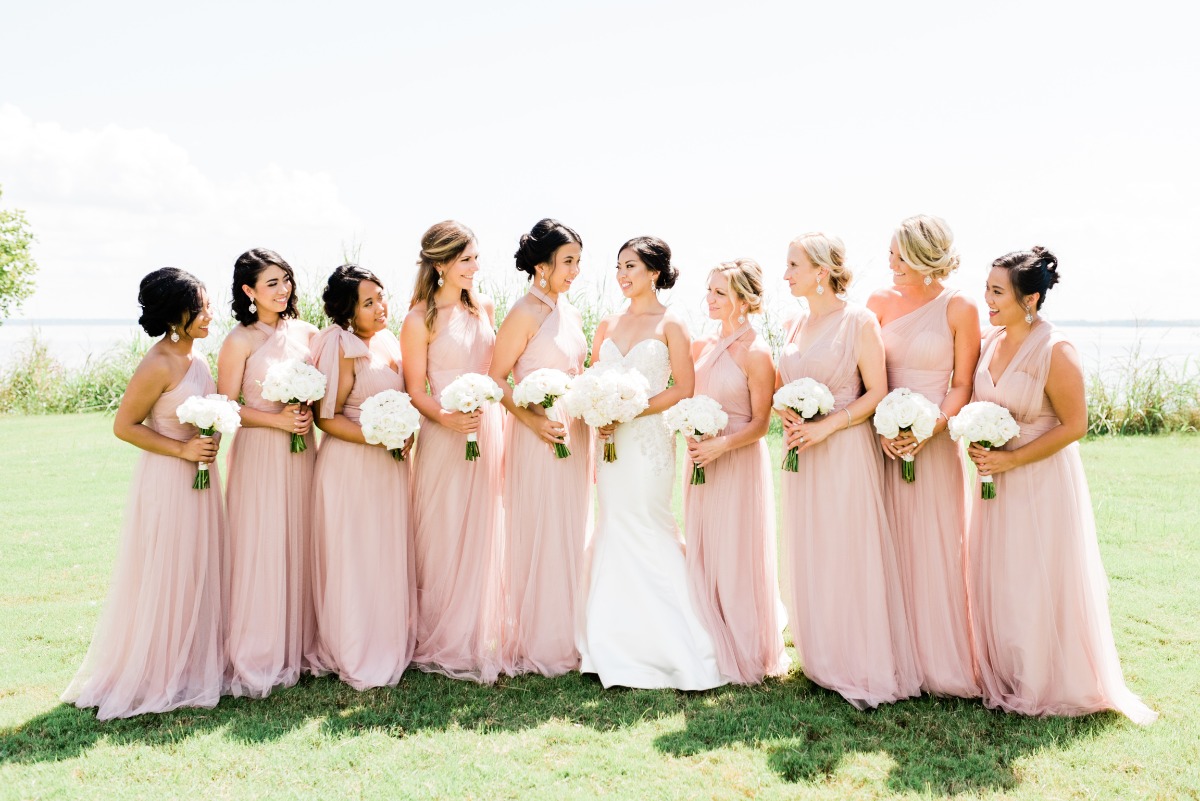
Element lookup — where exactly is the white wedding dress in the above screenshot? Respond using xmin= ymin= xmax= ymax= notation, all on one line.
xmin=577 ymin=338 xmax=726 ymax=690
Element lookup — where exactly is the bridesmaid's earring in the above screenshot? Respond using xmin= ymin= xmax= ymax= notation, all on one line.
xmin=1024 ymin=305 xmax=1034 ymax=324
xmin=816 ymin=281 xmax=824 ymax=296
xmin=737 ymin=307 xmax=746 ymax=324
xmin=539 ymin=273 xmax=547 ymax=289
xmin=923 ymin=274 xmax=932 ymax=286
xmin=437 ymin=273 xmax=444 ymax=288
xmin=169 ymin=325 xmax=180 ymax=343
xmin=248 ymin=298 xmax=257 ymax=314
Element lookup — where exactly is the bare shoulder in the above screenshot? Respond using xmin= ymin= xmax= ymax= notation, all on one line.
xmin=866 ymin=286 xmax=897 ymax=310
xmin=293 ymin=319 xmax=320 ymax=338
xmin=661 ymin=308 xmax=691 ymax=338
xmin=946 ymin=292 xmax=980 ymax=323
xmin=131 ymin=345 xmax=176 ymax=389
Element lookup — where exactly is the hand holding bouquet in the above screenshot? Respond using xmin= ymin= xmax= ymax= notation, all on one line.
xmin=560 ymin=366 xmax=650 ymax=462
xmin=773 ymin=378 xmax=835 ymax=472
xmin=872 ymin=387 xmax=941 ymax=483
xmin=360 ymin=389 xmax=421 ymax=461
xmin=663 ymin=395 xmax=728 ymax=484
xmin=258 ymin=358 xmax=326 ymax=453
xmin=513 ymin=368 xmax=574 ymax=458
xmin=176 ymin=394 xmax=241 ymax=489
xmin=948 ymin=401 xmax=1021 ymax=499
xmin=439 ymin=373 xmax=503 ymax=461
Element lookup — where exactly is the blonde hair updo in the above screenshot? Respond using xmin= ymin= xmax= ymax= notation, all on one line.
xmin=894 ymin=214 xmax=960 ymax=281
xmin=709 ymin=258 xmax=764 ymax=314
xmin=793 ymin=232 xmax=853 ymax=295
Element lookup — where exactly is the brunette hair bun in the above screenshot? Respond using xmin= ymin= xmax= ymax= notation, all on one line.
xmin=322 ymin=263 xmax=386 ymax=329
xmin=513 ymin=219 xmax=582 ymax=277
xmin=991 ymin=245 xmax=1061 ymax=309
xmin=137 ymin=267 xmax=206 ymax=337
xmin=619 ymin=235 xmax=677 ymax=289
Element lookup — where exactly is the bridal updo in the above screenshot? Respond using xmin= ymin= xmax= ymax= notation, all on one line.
xmin=894 ymin=214 xmax=960 ymax=281
xmin=514 ymin=219 xmax=582 ymax=278
xmin=619 ymin=236 xmax=678 ymax=290
xmin=991 ymin=246 xmax=1061 ymax=310
xmin=710 ymin=258 xmax=764 ymax=314
xmin=793 ymin=232 xmax=853 ymax=294
xmin=137 ymin=267 xmax=206 ymax=337
xmin=323 ymin=263 xmax=386 ymax=330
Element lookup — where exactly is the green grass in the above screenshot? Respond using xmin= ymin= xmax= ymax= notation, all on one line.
xmin=0 ymin=415 xmax=1197 ymax=800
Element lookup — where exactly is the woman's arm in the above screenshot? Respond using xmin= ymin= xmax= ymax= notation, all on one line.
xmin=400 ymin=307 xmax=480 ymax=435
xmin=640 ymin=315 xmax=694 ymax=417
xmin=488 ymin=298 xmax=565 ymax=446
xmin=312 ymin=349 xmax=370 ymax=444
xmin=216 ymin=326 xmax=311 ymax=436
xmin=114 ymin=353 xmax=218 ymax=463
xmin=688 ymin=342 xmax=774 ymax=467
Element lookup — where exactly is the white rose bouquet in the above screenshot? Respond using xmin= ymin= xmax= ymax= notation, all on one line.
xmin=175 ymin=393 xmax=241 ymax=489
xmin=360 ymin=389 xmax=421 ymax=461
xmin=559 ymin=366 xmax=650 ymax=462
xmin=513 ymin=367 xmax=574 ymax=458
xmin=773 ymin=378 xmax=835 ymax=472
xmin=663 ymin=395 xmax=728 ymax=485
xmin=258 ymin=358 xmax=327 ymax=453
xmin=948 ymin=401 xmax=1021 ymax=499
xmin=439 ymin=373 xmax=503 ymax=461
xmin=872 ymin=387 xmax=942 ymax=483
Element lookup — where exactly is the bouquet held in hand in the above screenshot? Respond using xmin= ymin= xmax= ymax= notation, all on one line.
xmin=175 ymin=394 xmax=241 ymax=489
xmin=948 ymin=401 xmax=1021 ymax=499
xmin=663 ymin=395 xmax=728 ymax=485
xmin=258 ymin=358 xmax=326 ymax=453
xmin=360 ymin=389 xmax=421 ymax=461
xmin=439 ymin=373 xmax=503 ymax=461
xmin=513 ymin=367 xmax=574 ymax=458
xmin=560 ymin=366 xmax=650 ymax=462
xmin=872 ymin=387 xmax=941 ymax=483
xmin=773 ymin=378 xmax=835 ymax=472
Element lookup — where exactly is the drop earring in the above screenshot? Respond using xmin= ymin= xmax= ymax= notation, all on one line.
xmin=1024 ymin=305 xmax=1034 ymax=324
xmin=538 ymin=273 xmax=547 ymax=289
xmin=248 ymin=298 xmax=257 ymax=314
xmin=816 ymin=281 xmax=825 ymax=296
xmin=169 ymin=325 xmax=180 ymax=343
xmin=437 ymin=273 xmax=444 ymax=288
xmin=737 ymin=307 xmax=746 ymax=324
xmin=923 ymin=274 xmax=932 ymax=286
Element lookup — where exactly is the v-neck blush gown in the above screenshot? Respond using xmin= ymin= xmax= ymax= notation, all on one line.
xmin=499 ymin=288 xmax=592 ymax=677
xmin=683 ymin=324 xmax=789 ymax=684
xmin=967 ymin=322 xmax=1156 ymax=724
xmin=63 ymin=357 xmax=225 ymax=719
xmin=881 ymin=291 xmax=980 ymax=698
xmin=778 ymin=304 xmax=921 ymax=709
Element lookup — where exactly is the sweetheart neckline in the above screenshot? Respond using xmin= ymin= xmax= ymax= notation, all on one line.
xmin=601 ymin=338 xmax=669 ymax=358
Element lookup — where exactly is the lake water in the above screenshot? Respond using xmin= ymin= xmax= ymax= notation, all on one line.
xmin=1 ymin=319 xmax=1197 ymax=379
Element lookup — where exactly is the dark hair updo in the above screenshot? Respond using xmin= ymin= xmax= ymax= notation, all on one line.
xmin=231 ymin=248 xmax=300 ymax=326
xmin=137 ymin=267 xmax=206 ymax=337
xmin=618 ymin=235 xmax=678 ymax=290
xmin=991 ymin=245 xmax=1061 ymax=309
xmin=513 ymin=219 xmax=583 ymax=278
xmin=322 ymin=264 xmax=386 ymax=330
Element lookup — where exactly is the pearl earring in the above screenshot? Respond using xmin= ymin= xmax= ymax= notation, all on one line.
xmin=923 ymin=274 xmax=932 ymax=286
xmin=1024 ymin=306 xmax=1034 ymax=324
xmin=437 ymin=273 xmax=444 ymax=288
xmin=816 ymin=281 xmax=824 ymax=296
xmin=248 ymin=298 xmax=257 ymax=314
xmin=169 ymin=326 xmax=180 ymax=343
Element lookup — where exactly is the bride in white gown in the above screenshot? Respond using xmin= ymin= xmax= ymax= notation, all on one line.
xmin=577 ymin=236 xmax=726 ymax=691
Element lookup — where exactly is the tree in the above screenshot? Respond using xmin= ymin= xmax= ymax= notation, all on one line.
xmin=0 ymin=185 xmax=38 ymax=325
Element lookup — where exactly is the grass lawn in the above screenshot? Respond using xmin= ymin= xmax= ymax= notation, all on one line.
xmin=0 ymin=413 xmax=1197 ymax=800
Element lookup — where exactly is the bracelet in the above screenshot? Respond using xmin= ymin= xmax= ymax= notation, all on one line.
xmin=843 ymin=408 xmax=853 ymax=429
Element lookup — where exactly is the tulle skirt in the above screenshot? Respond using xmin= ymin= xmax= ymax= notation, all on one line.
xmin=309 ymin=436 xmax=416 ymax=690
xmin=223 ymin=426 xmax=316 ymax=698
xmin=968 ymin=442 xmax=1156 ymax=724
xmin=781 ymin=423 xmax=922 ymax=709
xmin=63 ymin=451 xmax=225 ymax=720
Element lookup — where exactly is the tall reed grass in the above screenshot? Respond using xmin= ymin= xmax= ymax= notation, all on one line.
xmin=3 ymin=286 xmax=1197 ymax=436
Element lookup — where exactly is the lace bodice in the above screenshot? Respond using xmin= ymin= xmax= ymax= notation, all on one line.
xmin=599 ymin=338 xmax=673 ymax=475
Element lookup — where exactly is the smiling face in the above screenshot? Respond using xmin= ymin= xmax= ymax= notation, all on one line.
xmin=243 ymin=264 xmax=292 ymax=318
xmin=784 ymin=243 xmax=820 ymax=297
xmin=888 ymin=235 xmax=920 ymax=286
xmin=182 ymin=289 xmax=214 ymax=339
xmin=615 ymin=247 xmax=657 ymax=298
xmin=705 ymin=271 xmax=740 ymax=322
xmin=352 ymin=280 xmax=388 ymax=334
xmin=441 ymin=241 xmax=480 ymax=293
xmin=544 ymin=242 xmax=582 ymax=295
xmin=984 ymin=266 xmax=1031 ymax=327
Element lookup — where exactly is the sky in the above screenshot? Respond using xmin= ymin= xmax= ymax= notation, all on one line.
xmin=1 ymin=0 xmax=1197 ymax=326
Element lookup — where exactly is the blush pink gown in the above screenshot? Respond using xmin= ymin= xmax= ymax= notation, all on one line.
xmin=63 ymin=357 xmax=225 ymax=719
xmin=881 ymin=291 xmax=981 ymax=698
xmin=223 ymin=319 xmax=317 ymax=698
xmin=778 ymin=304 xmax=922 ymax=709
xmin=308 ymin=326 xmax=416 ymax=689
xmin=410 ymin=305 xmax=504 ymax=684
xmin=499 ymin=288 xmax=592 ymax=677
xmin=683 ymin=323 xmax=790 ymax=684
xmin=968 ymin=322 xmax=1156 ymax=724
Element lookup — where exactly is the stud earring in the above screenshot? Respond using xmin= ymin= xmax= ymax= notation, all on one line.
xmin=437 ymin=273 xmax=444 ymax=288
xmin=1024 ymin=306 xmax=1034 ymax=324
xmin=816 ymin=281 xmax=825 ymax=296
xmin=169 ymin=326 xmax=180 ymax=343
xmin=248 ymin=298 xmax=257 ymax=314
xmin=923 ymin=274 xmax=932 ymax=286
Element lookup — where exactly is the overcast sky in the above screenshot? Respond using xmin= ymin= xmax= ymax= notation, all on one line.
xmin=2 ymin=0 xmax=1197 ymax=325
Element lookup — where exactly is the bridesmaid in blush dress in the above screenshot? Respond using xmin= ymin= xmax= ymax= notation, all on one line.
xmin=683 ymin=259 xmax=789 ymax=685
xmin=966 ymin=247 xmax=1156 ymax=724
xmin=401 ymin=220 xmax=504 ymax=684
xmin=777 ymin=233 xmax=921 ymax=710
xmin=217 ymin=248 xmax=318 ymax=698
xmin=490 ymin=220 xmax=592 ymax=677
xmin=308 ymin=265 xmax=416 ymax=690
xmin=867 ymin=215 xmax=982 ymax=698
xmin=63 ymin=268 xmax=225 ymax=719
